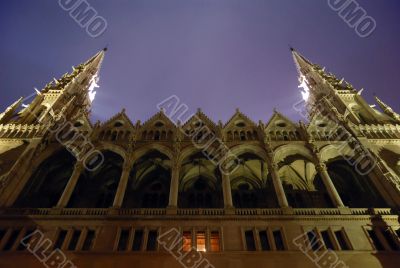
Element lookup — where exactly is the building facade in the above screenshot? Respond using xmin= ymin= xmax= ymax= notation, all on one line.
xmin=0 ymin=49 xmax=400 ymax=267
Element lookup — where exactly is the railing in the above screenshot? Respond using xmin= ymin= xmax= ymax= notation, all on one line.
xmin=0 ymin=207 xmax=395 ymax=217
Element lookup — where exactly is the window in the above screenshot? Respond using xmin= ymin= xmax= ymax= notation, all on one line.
xmin=54 ymin=230 xmax=68 ymax=250
xmin=273 ymin=230 xmax=285 ymax=251
xmin=3 ymin=229 xmax=22 ymax=251
xmin=146 ymin=230 xmax=158 ymax=251
xmin=245 ymin=230 xmax=256 ymax=251
xmin=132 ymin=229 xmax=143 ymax=251
xmin=196 ymin=231 xmax=206 ymax=252
xmin=367 ymin=230 xmax=384 ymax=251
xmin=117 ymin=229 xmax=130 ymax=251
xmin=321 ymin=230 xmax=334 ymax=250
xmin=182 ymin=231 xmax=192 ymax=252
xmin=259 ymin=231 xmax=270 ymax=251
xmin=0 ymin=229 xmax=6 ymax=242
xmin=81 ymin=230 xmax=96 ymax=251
xmin=68 ymin=230 xmax=81 ymax=251
xmin=382 ymin=229 xmax=400 ymax=251
xmin=210 ymin=231 xmax=220 ymax=252
xmin=17 ymin=229 xmax=36 ymax=251
xmin=334 ymin=230 xmax=350 ymax=250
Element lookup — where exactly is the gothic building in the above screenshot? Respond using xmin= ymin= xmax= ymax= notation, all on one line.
xmin=0 ymin=48 xmax=399 ymax=267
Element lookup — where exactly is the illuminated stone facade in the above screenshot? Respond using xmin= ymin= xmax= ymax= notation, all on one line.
xmin=0 ymin=49 xmax=399 ymax=267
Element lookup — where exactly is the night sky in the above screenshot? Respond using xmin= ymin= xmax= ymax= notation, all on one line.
xmin=1 ymin=0 xmax=399 ymax=123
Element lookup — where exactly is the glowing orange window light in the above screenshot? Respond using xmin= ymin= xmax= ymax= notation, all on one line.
xmin=196 ymin=231 xmax=206 ymax=252
xmin=182 ymin=231 xmax=192 ymax=252
xmin=210 ymin=231 xmax=220 ymax=252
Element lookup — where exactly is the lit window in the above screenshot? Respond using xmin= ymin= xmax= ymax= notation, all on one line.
xmin=210 ymin=231 xmax=220 ymax=252
xmin=196 ymin=231 xmax=206 ymax=252
xmin=182 ymin=231 xmax=192 ymax=252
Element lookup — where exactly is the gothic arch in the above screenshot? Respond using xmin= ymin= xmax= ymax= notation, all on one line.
xmin=122 ymin=150 xmax=171 ymax=208
xmin=13 ymin=149 xmax=76 ymax=208
xmin=319 ymin=143 xmax=356 ymax=163
xmin=67 ymin=150 xmax=124 ymax=208
xmin=273 ymin=144 xmax=314 ymax=164
xmin=178 ymin=151 xmax=223 ymax=208
xmin=132 ymin=144 xmax=174 ymax=162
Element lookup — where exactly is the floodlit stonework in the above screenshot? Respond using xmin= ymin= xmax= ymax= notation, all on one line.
xmin=0 ymin=48 xmax=399 ymax=267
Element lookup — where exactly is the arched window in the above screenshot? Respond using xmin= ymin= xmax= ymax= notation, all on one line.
xmin=67 ymin=151 xmax=123 ymax=208
xmin=122 ymin=150 xmax=171 ymax=208
xmin=14 ymin=150 xmax=76 ymax=208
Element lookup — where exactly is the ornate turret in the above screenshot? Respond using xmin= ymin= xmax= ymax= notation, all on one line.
xmin=374 ymin=96 xmax=400 ymax=123
xmin=0 ymin=97 xmax=24 ymax=124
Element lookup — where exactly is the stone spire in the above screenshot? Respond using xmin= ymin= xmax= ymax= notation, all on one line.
xmin=375 ymin=96 xmax=400 ymax=123
xmin=0 ymin=97 xmax=24 ymax=124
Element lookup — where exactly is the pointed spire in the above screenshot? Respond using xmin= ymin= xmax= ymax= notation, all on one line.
xmin=291 ymin=47 xmax=315 ymax=75
xmin=374 ymin=96 xmax=400 ymax=122
xmin=0 ymin=97 xmax=24 ymax=123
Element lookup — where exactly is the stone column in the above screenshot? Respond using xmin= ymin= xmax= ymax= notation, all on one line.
xmin=316 ymin=163 xmax=345 ymax=207
xmin=269 ymin=163 xmax=289 ymax=208
xmin=56 ymin=161 xmax=84 ymax=208
xmin=112 ymin=159 xmax=133 ymax=207
xmin=222 ymin=174 xmax=233 ymax=208
xmin=168 ymin=161 xmax=180 ymax=207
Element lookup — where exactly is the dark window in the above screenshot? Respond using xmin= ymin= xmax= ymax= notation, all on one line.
xmin=382 ymin=229 xmax=400 ymax=251
xmin=321 ymin=230 xmax=334 ymax=250
xmin=210 ymin=231 xmax=220 ymax=252
xmin=117 ymin=229 xmax=130 ymax=251
xmin=17 ymin=229 xmax=35 ymax=251
xmin=146 ymin=231 xmax=158 ymax=251
xmin=245 ymin=230 xmax=256 ymax=251
xmin=54 ymin=230 xmax=68 ymax=250
xmin=273 ymin=230 xmax=285 ymax=250
xmin=259 ymin=231 xmax=270 ymax=251
xmin=367 ymin=230 xmax=384 ymax=251
xmin=68 ymin=230 xmax=81 ymax=251
xmin=132 ymin=230 xmax=143 ymax=251
xmin=396 ymin=229 xmax=400 ymax=238
xmin=82 ymin=230 xmax=96 ymax=251
xmin=0 ymin=229 xmax=6 ymax=243
xmin=3 ymin=229 xmax=21 ymax=251
xmin=307 ymin=230 xmax=321 ymax=251
xmin=334 ymin=230 xmax=350 ymax=250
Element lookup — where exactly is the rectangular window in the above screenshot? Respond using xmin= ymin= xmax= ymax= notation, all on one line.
xmin=367 ymin=230 xmax=384 ymax=251
xmin=17 ymin=229 xmax=35 ymax=251
xmin=210 ymin=231 xmax=220 ymax=252
xmin=334 ymin=230 xmax=350 ymax=250
xmin=182 ymin=231 xmax=192 ymax=252
xmin=273 ymin=230 xmax=285 ymax=251
xmin=68 ymin=230 xmax=81 ymax=251
xmin=196 ymin=231 xmax=206 ymax=252
xmin=259 ymin=231 xmax=270 ymax=251
xmin=3 ymin=229 xmax=21 ymax=251
xmin=132 ymin=229 xmax=143 ymax=251
xmin=245 ymin=230 xmax=256 ymax=251
xmin=81 ymin=230 xmax=96 ymax=251
xmin=54 ymin=230 xmax=68 ymax=250
xmin=321 ymin=230 xmax=334 ymax=250
xmin=382 ymin=229 xmax=400 ymax=251
xmin=117 ymin=229 xmax=130 ymax=251
xmin=146 ymin=230 xmax=158 ymax=251
xmin=0 ymin=229 xmax=6 ymax=243
xmin=307 ymin=230 xmax=321 ymax=251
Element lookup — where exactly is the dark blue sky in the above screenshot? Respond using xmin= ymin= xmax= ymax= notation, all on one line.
xmin=1 ymin=0 xmax=399 ymax=123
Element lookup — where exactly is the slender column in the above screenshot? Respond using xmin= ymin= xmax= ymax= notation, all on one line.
xmin=168 ymin=161 xmax=180 ymax=207
xmin=222 ymin=174 xmax=233 ymax=208
xmin=113 ymin=159 xmax=133 ymax=207
xmin=316 ymin=163 xmax=345 ymax=207
xmin=56 ymin=161 xmax=84 ymax=207
xmin=270 ymin=163 xmax=289 ymax=208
